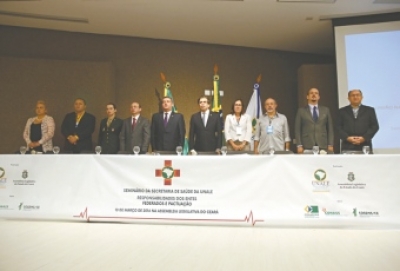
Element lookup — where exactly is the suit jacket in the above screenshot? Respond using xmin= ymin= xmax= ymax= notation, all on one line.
xmin=337 ymin=104 xmax=379 ymax=152
xmin=98 ymin=117 xmax=123 ymax=154
xmin=61 ymin=112 xmax=96 ymax=153
xmin=119 ymin=116 xmax=150 ymax=154
xmin=295 ymin=105 xmax=334 ymax=150
xmin=151 ymin=112 xmax=185 ymax=152
xmin=189 ymin=111 xmax=222 ymax=152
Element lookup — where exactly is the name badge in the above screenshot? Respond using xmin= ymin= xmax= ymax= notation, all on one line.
xmin=267 ymin=125 xmax=273 ymax=134
xmin=236 ymin=127 xmax=242 ymax=135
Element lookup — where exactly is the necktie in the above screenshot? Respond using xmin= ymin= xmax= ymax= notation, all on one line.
xmin=312 ymin=106 xmax=318 ymax=122
xmin=164 ymin=113 xmax=168 ymax=127
xmin=132 ymin=118 xmax=136 ymax=130
xmin=353 ymin=108 xmax=358 ymax=119
xmin=202 ymin=113 xmax=206 ymax=127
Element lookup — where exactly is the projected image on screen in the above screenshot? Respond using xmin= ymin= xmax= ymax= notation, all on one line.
xmin=335 ymin=21 xmax=400 ymax=153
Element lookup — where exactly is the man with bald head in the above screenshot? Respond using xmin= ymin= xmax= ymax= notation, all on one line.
xmin=337 ymin=89 xmax=379 ymax=153
xmin=61 ymin=98 xmax=96 ymax=153
xmin=295 ymin=88 xmax=334 ymax=153
xmin=254 ymin=98 xmax=291 ymax=154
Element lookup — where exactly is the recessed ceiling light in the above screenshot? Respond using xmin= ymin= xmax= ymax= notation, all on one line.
xmin=277 ymin=0 xmax=336 ymax=3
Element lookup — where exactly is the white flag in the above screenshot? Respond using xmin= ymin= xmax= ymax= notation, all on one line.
xmin=245 ymin=83 xmax=262 ymax=150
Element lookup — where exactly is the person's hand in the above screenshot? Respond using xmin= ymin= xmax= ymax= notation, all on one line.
xmin=327 ymin=146 xmax=334 ymax=152
xmin=67 ymin=135 xmax=77 ymax=145
xmin=29 ymin=142 xmax=41 ymax=148
xmin=354 ymin=136 xmax=365 ymax=145
xmin=297 ymin=146 xmax=304 ymax=154
xmin=347 ymin=136 xmax=358 ymax=144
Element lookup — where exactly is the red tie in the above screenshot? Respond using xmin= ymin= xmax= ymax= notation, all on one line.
xmin=132 ymin=118 xmax=136 ymax=130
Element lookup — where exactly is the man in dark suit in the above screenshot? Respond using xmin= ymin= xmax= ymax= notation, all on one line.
xmin=189 ymin=96 xmax=222 ymax=153
xmin=61 ymin=98 xmax=96 ymax=153
xmin=337 ymin=89 xmax=379 ymax=153
xmin=151 ymin=97 xmax=185 ymax=152
xmin=295 ymin=88 xmax=334 ymax=153
xmin=120 ymin=102 xmax=150 ymax=154
xmin=98 ymin=103 xmax=123 ymax=154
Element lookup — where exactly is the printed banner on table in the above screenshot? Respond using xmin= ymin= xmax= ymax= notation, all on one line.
xmin=0 ymin=155 xmax=399 ymax=228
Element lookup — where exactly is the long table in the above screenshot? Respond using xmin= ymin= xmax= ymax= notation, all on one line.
xmin=1 ymin=154 xmax=399 ymax=228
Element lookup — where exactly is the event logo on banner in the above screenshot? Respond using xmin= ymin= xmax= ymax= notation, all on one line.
xmin=311 ymin=169 xmax=330 ymax=192
xmin=304 ymin=205 xmax=319 ymax=218
xmin=337 ymin=172 xmax=366 ymax=190
xmin=353 ymin=208 xmax=379 ymax=217
xmin=155 ymin=160 xmax=180 ymax=185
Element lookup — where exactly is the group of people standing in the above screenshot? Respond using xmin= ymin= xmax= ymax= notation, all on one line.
xmin=22 ymin=87 xmax=379 ymax=154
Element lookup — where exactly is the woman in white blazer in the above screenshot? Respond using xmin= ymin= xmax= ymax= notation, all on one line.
xmin=224 ymin=99 xmax=252 ymax=151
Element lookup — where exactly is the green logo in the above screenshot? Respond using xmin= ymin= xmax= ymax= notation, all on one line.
xmin=162 ymin=167 xmax=174 ymax=179
xmin=304 ymin=205 xmax=319 ymax=214
xmin=314 ymin=169 xmax=326 ymax=181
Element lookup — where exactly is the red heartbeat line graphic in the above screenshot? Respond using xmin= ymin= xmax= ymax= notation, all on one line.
xmin=73 ymin=208 xmax=264 ymax=226
xmin=73 ymin=207 xmax=88 ymax=220
xmin=243 ymin=211 xmax=264 ymax=226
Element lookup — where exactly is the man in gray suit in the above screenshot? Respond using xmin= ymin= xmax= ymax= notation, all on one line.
xmin=119 ymin=102 xmax=150 ymax=154
xmin=295 ymin=88 xmax=334 ymax=153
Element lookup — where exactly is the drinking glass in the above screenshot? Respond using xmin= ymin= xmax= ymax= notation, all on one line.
xmin=268 ymin=146 xmax=275 ymax=155
xmin=176 ymin=146 xmax=182 ymax=156
xmin=95 ymin=146 xmax=102 ymax=155
xmin=362 ymin=146 xmax=370 ymax=155
xmin=20 ymin=146 xmax=27 ymax=155
xmin=53 ymin=146 xmax=60 ymax=154
xmin=221 ymin=146 xmax=227 ymax=156
xmin=312 ymin=146 xmax=319 ymax=155
xmin=133 ymin=146 xmax=140 ymax=155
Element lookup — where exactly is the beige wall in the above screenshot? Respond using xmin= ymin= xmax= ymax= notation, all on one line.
xmin=0 ymin=25 xmax=335 ymax=153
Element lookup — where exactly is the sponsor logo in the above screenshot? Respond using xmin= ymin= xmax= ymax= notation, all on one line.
xmin=13 ymin=170 xmax=36 ymax=186
xmin=0 ymin=167 xmax=6 ymax=189
xmin=353 ymin=208 xmax=379 ymax=217
xmin=338 ymin=172 xmax=366 ymax=189
xmin=314 ymin=169 xmax=326 ymax=181
xmin=311 ymin=169 xmax=330 ymax=192
xmin=347 ymin=172 xmax=355 ymax=182
xmin=22 ymin=170 xmax=28 ymax=179
xmin=155 ymin=160 xmax=180 ymax=185
xmin=18 ymin=202 xmax=40 ymax=211
xmin=0 ymin=167 xmax=5 ymax=178
xmin=321 ymin=207 xmax=341 ymax=216
xmin=0 ymin=205 xmax=10 ymax=210
xmin=304 ymin=205 xmax=319 ymax=218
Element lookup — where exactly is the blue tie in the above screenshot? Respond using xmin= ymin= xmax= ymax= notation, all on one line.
xmin=312 ymin=106 xmax=318 ymax=122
